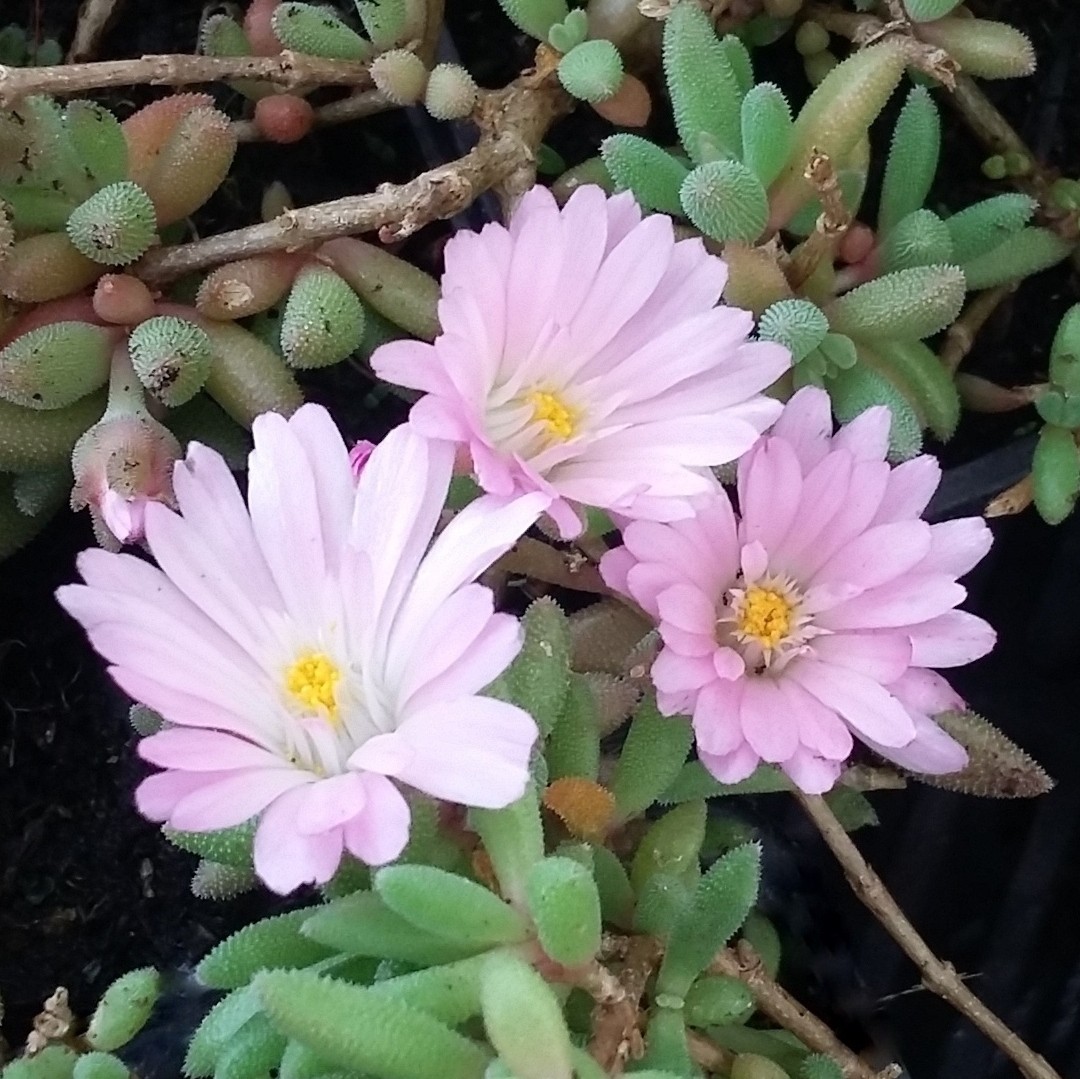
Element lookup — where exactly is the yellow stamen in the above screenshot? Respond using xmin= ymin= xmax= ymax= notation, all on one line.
xmin=526 ymin=389 xmax=576 ymax=441
xmin=734 ymin=585 xmax=793 ymax=650
xmin=285 ymin=651 xmax=341 ymax=722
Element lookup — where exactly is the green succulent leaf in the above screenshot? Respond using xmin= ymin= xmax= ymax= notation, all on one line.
xmin=1035 ymin=388 xmax=1080 ymax=429
xmin=546 ymin=672 xmax=601 ymax=781
xmin=184 ymin=987 xmax=263 ymax=1078
xmin=657 ymin=842 xmax=762 ymax=999
xmin=903 ymin=0 xmax=963 ymax=18
xmin=879 ymin=208 xmax=954 ymax=273
xmin=684 ymin=974 xmax=755 ymax=1028
xmin=63 ymin=100 xmax=128 ymax=189
xmin=681 ymin=159 xmax=768 ymax=244
xmin=637 ymin=1006 xmax=693 ymax=1075
xmin=633 ymin=870 xmax=693 ymax=937
xmin=1 ymin=1046 xmax=79 ymax=1079
xmin=600 ymin=134 xmax=688 ymax=217
xmin=826 ymin=264 xmax=966 ymax=341
xmin=480 ymin=953 xmax=574 ymax=1079
xmin=1033 ymin=424 xmax=1080 ymax=524
xmin=128 ymin=315 xmax=214 ymax=407
xmin=630 ymin=800 xmax=707 ymax=895
xmin=356 ymin=0 xmax=409 ymax=49
xmin=611 ymin=695 xmax=693 ymax=821
xmin=374 ymin=864 xmax=531 ymax=947
xmin=799 ymin=1053 xmax=846 ymax=1079
xmin=199 ymin=13 xmax=252 ymax=56
xmin=547 ymin=9 xmax=587 ymax=53
xmin=825 ymin=360 xmax=925 ymax=462
xmin=469 ymin=784 xmax=544 ymax=907
xmin=497 ymin=0 xmax=569 ymax=40
xmin=256 ymin=970 xmax=491 ymax=1079
xmin=191 ymin=859 xmax=257 ymax=901
xmin=1050 ymin=304 xmax=1080 ymax=396
xmin=557 ymin=39 xmax=624 ymax=103
xmin=302 ymin=890 xmax=485 ymax=965
xmin=0 ymin=321 xmax=112 ymax=410
xmin=280 ymin=265 xmax=366 ymax=369
xmin=67 ymin=180 xmax=156 ymax=265
xmin=86 ymin=968 xmax=161 ymax=1052
xmin=525 ymin=855 xmax=603 ymax=966
xmin=757 ymin=298 xmax=828 ymax=361
xmin=587 ymin=841 xmax=636 ymax=928
xmin=740 ymin=83 xmax=793 ymax=188
xmin=878 ymin=86 xmax=940 ymax=237
xmin=213 ymin=1014 xmax=287 ymax=1079
xmin=960 ymin=226 xmax=1073 ymax=290
xmin=366 ymin=954 xmax=489 ymax=1025
xmin=196 ymin=909 xmax=332 ymax=990
xmin=945 ymin=193 xmax=1036 ymax=262
xmin=71 ymin=1053 xmax=127 ymax=1079
xmin=271 ymin=3 xmax=373 ymax=60
xmin=164 ymin=819 xmax=256 ymax=868
xmin=500 ymin=597 xmax=571 ymax=736
xmin=863 ymin=338 xmax=960 ymax=441
xmin=663 ymin=2 xmax=743 ymax=164
xmin=719 ymin=34 xmax=754 ymax=98
xmin=917 ymin=17 xmax=1036 ymax=80
xmin=659 ymin=761 xmax=792 ymax=803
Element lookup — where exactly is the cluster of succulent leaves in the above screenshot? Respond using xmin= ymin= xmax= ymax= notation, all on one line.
xmin=0 ymin=23 xmax=62 ymax=68
xmin=585 ymin=3 xmax=1070 ymax=462
xmin=1032 ymin=305 xmax=1080 ymax=524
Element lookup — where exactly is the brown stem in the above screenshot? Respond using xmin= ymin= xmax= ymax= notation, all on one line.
xmin=710 ymin=942 xmax=899 ymax=1079
xmin=985 ymin=473 xmax=1034 ymax=518
xmin=938 ymin=284 xmax=1014 ymax=374
xmin=137 ymin=71 xmax=570 ymax=285
xmin=795 ymin=791 xmax=1064 ymax=1079
xmin=232 ymin=89 xmax=397 ymax=142
xmin=495 ymin=536 xmax=610 ymax=595
xmin=686 ymin=1029 xmax=736 ymax=1074
xmin=67 ymin=0 xmax=127 ymax=62
xmin=0 ymin=52 xmax=373 ymax=107
xmin=587 ymin=935 xmax=663 ymax=1072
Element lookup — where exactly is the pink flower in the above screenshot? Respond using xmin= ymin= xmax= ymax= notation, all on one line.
xmin=348 ymin=438 xmax=376 ymax=477
xmin=58 ymin=406 xmax=549 ymax=893
xmin=600 ymin=387 xmax=996 ymax=794
xmin=372 ymin=184 xmax=791 ymax=539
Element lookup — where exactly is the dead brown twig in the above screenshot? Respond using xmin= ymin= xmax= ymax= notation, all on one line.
xmin=587 ymin=935 xmax=663 ymax=1072
xmin=795 ymin=791 xmax=1064 ymax=1079
xmin=232 ymin=89 xmax=397 ymax=142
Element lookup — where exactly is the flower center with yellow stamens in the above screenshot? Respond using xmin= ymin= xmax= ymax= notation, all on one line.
xmin=286 ymin=651 xmax=341 ymax=722
xmin=526 ymin=389 xmax=576 ymax=441
xmin=733 ymin=585 xmax=793 ymax=651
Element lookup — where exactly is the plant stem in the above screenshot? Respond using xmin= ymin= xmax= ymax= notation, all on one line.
xmin=587 ymin=935 xmax=663 ymax=1071
xmin=938 ymin=284 xmax=1014 ymax=373
xmin=0 ymin=51 xmax=373 ymax=107
xmin=232 ymin=89 xmax=396 ymax=142
xmin=710 ymin=942 xmax=899 ymax=1079
xmin=67 ymin=0 xmax=127 ymax=62
xmin=794 ymin=791 xmax=1064 ymax=1079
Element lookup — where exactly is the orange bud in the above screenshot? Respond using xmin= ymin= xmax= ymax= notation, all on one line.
xmin=543 ymin=777 xmax=616 ymax=841
xmin=254 ymin=94 xmax=316 ymax=144
xmin=590 ymin=73 xmax=652 ymax=128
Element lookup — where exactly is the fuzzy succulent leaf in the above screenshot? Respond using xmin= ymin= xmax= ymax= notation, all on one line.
xmin=67 ymin=181 xmax=157 ymax=265
xmin=525 ymin=855 xmax=603 ymax=966
xmin=356 ymin=0 xmax=409 ymax=48
xmin=826 ymin=361 xmax=924 ymax=462
xmin=498 ymin=596 xmax=571 ymax=736
xmin=256 ymin=970 xmax=490 ymax=1079
xmin=584 ymin=841 xmax=635 ymax=928
xmin=600 ymin=134 xmax=687 ymax=217
xmin=279 ymin=264 xmax=366 ymax=369
xmin=546 ymin=673 xmax=602 ymax=781
xmin=199 ymin=13 xmax=252 ymax=56
xmin=757 ymin=299 xmax=828 ymax=361
xmin=913 ymin=710 xmax=1054 ymax=795
xmin=879 ymin=208 xmax=954 ymax=273
xmin=769 ymin=41 xmax=906 ymax=227
xmin=72 ymin=1053 xmax=127 ymax=1079
xmin=0 ymin=391 xmax=105 ymax=472
xmin=863 ymin=338 xmax=960 ymax=440
xmin=480 ymin=953 xmax=574 ymax=1079
xmin=468 ymin=785 xmax=544 ymax=907
xmin=63 ymin=101 xmax=128 ymax=189
xmin=184 ymin=987 xmax=262 ymax=1078
xmin=663 ymin=2 xmax=743 ymax=164
xmin=680 ymin=159 xmax=768 ymax=243
xmin=271 ymin=3 xmax=373 ymax=60
xmin=630 ymin=800 xmax=706 ymax=895
xmin=365 ymin=954 xmax=488 ymax=1026
xmin=370 ymin=49 xmax=429 ymax=105
xmin=1033 ymin=424 xmax=1080 ymax=525
xmin=637 ymin=1007 xmax=694 ymax=1075
xmin=302 ymin=889 xmax=483 ymax=965
xmin=740 ymin=83 xmax=793 ymax=189
xmin=0 ymin=232 xmax=101 ymax=303
xmin=945 ymin=193 xmax=1035 ymax=262
xmin=633 ymin=871 xmax=693 ymax=937
xmin=960 ymin=226 xmax=1073 ymax=290
xmin=611 ymin=695 xmax=693 ymax=821
xmin=212 ymin=1015 xmax=287 ymax=1079
xmin=732 ymin=1056 xmax=788 ymax=1079
xmin=374 ymin=865 xmax=530 ymax=946
xmin=165 ymin=819 xmax=256 ymax=867
xmin=558 ymin=39 xmax=624 ymax=103
xmin=547 ymin=9 xmax=587 ymax=53
xmin=903 ymin=0 xmax=963 ymax=18
xmin=196 ymin=253 xmax=299 ymax=320
xmin=659 ymin=761 xmax=792 ymax=803
xmin=0 ymin=321 xmax=112 ymax=409
xmin=497 ymin=0 xmax=569 ymax=40
xmin=197 ymin=909 xmax=332 ymax=990
xmin=86 ymin=968 xmax=161 ymax=1052
xmin=424 ymin=63 xmax=479 ymax=121
xmin=799 ymin=1055 xmax=845 ymax=1079
xmin=719 ymin=34 xmax=754 ymax=98
xmin=878 ymin=86 xmax=940 ymax=237
xmin=826 ymin=264 xmax=965 ymax=341
xmin=319 ymin=236 xmax=440 ymax=341
xmin=684 ymin=974 xmax=755 ymax=1027
xmin=657 ymin=842 xmax=761 ymax=999
xmin=191 ymin=859 xmax=257 ymax=901
xmin=1035 ymin=388 xmax=1080 ymax=430
xmin=1 ymin=1046 xmax=79 ymax=1079
xmin=917 ymin=17 xmax=1036 ymax=80
xmin=128 ymin=315 xmax=213 ymax=407
xmin=13 ymin=467 xmax=68 ymax=520
xmin=1050 ymin=304 xmax=1080 ymax=396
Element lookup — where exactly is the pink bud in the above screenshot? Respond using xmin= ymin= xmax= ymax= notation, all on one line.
xmin=349 ymin=439 xmax=376 ymax=477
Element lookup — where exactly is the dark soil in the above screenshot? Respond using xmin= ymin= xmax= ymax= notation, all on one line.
xmin=2 ymin=1 xmax=1080 ymax=1077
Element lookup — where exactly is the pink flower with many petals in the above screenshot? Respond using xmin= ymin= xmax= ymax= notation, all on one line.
xmin=58 ymin=406 xmax=549 ymax=893
xmin=601 ymin=387 xmax=996 ymax=793
xmin=372 ymin=184 xmax=791 ymax=538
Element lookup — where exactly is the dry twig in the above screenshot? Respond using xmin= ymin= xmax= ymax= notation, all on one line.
xmin=710 ymin=942 xmax=899 ymax=1079
xmin=588 ymin=935 xmax=663 ymax=1072
xmin=939 ymin=284 xmax=1014 ymax=374
xmin=985 ymin=473 xmax=1035 ymax=518
xmin=67 ymin=0 xmax=127 ymax=62
xmin=795 ymin=791 xmax=1064 ymax=1079
xmin=0 ymin=52 xmax=373 ymax=107
xmin=232 ymin=89 xmax=397 ymax=142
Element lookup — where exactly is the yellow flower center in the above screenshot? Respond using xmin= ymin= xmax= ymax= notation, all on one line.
xmin=526 ymin=389 xmax=576 ymax=441
xmin=285 ymin=651 xmax=341 ymax=722
xmin=734 ymin=585 xmax=793 ymax=650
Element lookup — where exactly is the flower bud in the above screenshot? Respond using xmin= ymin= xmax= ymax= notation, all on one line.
xmin=254 ymin=94 xmax=316 ymax=143
xmin=349 ymin=438 xmax=375 ymax=476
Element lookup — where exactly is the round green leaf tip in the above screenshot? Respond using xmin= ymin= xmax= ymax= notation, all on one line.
xmin=128 ymin=315 xmax=213 ymax=407
xmin=680 ymin=160 xmax=768 ymax=244
xmin=86 ymin=967 xmax=161 ymax=1051
xmin=557 ymin=40 xmax=624 ymax=103
xmin=280 ymin=265 xmax=366 ymax=369
xmin=525 ymin=855 xmax=602 ymax=967
xmin=757 ymin=299 xmax=829 ymax=362
xmin=67 ymin=181 xmax=157 ymax=266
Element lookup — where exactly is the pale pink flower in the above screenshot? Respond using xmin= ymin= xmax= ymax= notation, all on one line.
xmin=600 ymin=387 xmax=996 ymax=793
xmin=58 ymin=406 xmax=549 ymax=893
xmin=372 ymin=184 xmax=791 ymax=538
xmin=348 ymin=438 xmax=376 ymax=477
